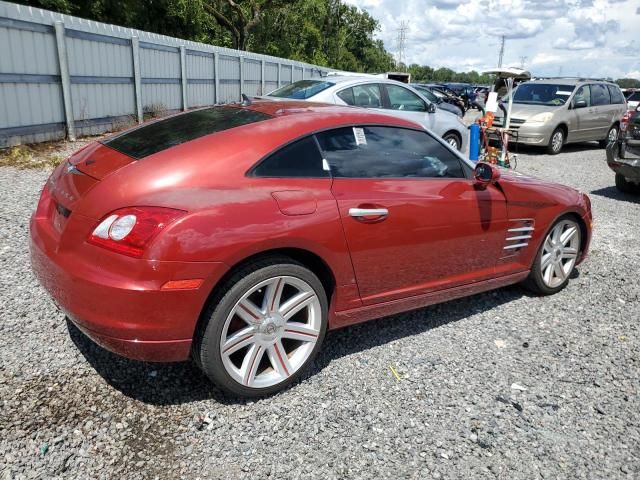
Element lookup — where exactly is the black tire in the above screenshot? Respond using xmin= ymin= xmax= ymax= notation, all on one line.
xmin=546 ymin=127 xmax=565 ymax=155
xmin=443 ymin=132 xmax=461 ymax=151
xmin=599 ymin=125 xmax=619 ymax=148
xmin=522 ymin=216 xmax=581 ymax=296
xmin=615 ymin=173 xmax=640 ymax=194
xmin=194 ymin=256 xmax=328 ymax=397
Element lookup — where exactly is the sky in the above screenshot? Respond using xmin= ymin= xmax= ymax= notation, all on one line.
xmin=344 ymin=0 xmax=640 ymax=79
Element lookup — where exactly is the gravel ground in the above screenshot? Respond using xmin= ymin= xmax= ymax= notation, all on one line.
xmin=1 ymin=139 xmax=639 ymax=479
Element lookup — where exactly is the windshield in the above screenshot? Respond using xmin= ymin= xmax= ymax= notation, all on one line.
xmin=268 ymin=80 xmax=334 ymax=99
xmin=512 ymin=83 xmax=575 ymax=106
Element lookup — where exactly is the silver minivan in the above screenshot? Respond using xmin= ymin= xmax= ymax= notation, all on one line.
xmin=493 ymin=79 xmax=627 ymax=154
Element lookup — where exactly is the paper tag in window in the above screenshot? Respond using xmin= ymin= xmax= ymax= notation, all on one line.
xmin=322 ymin=158 xmax=330 ymax=171
xmin=557 ymin=91 xmax=572 ymax=96
xmin=353 ymin=127 xmax=367 ymax=145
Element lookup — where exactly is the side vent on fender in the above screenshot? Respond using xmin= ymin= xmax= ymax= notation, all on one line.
xmin=502 ymin=218 xmax=534 ymax=258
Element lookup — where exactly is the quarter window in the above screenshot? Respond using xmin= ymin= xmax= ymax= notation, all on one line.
xmin=385 ymin=85 xmax=426 ymax=112
xmin=591 ymin=84 xmax=611 ymax=106
xmin=315 ymin=126 xmax=465 ymax=179
xmin=337 ymin=84 xmax=383 ymax=108
xmin=251 ymin=136 xmax=328 ymax=177
xmin=607 ymin=85 xmax=625 ymax=104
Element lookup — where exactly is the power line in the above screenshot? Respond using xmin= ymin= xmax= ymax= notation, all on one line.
xmin=396 ymin=21 xmax=408 ymax=71
xmin=497 ymin=35 xmax=505 ymax=67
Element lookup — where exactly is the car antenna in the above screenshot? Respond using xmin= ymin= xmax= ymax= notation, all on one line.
xmin=241 ymin=93 xmax=252 ymax=106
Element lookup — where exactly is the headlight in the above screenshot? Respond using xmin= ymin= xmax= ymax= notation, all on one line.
xmin=526 ymin=112 xmax=554 ymax=124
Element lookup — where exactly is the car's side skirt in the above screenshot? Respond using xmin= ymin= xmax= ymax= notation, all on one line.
xmin=330 ymin=270 xmax=529 ymax=329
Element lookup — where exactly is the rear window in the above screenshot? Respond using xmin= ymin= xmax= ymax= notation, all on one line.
xmin=103 ymin=107 xmax=270 ymax=159
xmin=607 ymin=85 xmax=625 ymax=104
xmin=268 ymin=80 xmax=334 ymax=100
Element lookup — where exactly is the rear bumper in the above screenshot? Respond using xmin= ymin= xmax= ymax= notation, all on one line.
xmin=606 ymin=138 xmax=640 ymax=181
xmin=30 ymin=214 xmax=228 ymax=362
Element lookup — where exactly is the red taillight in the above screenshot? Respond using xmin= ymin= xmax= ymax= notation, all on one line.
xmin=88 ymin=206 xmax=186 ymax=258
xmin=621 ymin=111 xmax=632 ymax=132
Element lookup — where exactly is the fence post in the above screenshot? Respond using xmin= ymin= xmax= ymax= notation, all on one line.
xmin=180 ymin=46 xmax=187 ymax=111
xmin=214 ymin=51 xmax=219 ymax=104
xmin=277 ymin=62 xmax=281 ymax=88
xmin=239 ymin=56 xmax=244 ymax=101
xmin=54 ymin=21 xmax=75 ymax=141
xmin=131 ymin=36 xmax=143 ymax=124
xmin=261 ymin=59 xmax=265 ymax=96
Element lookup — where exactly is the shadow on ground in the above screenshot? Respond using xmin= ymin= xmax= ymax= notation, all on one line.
xmin=512 ymin=141 xmax=603 ymax=156
xmin=590 ymin=186 xmax=640 ymax=204
xmin=69 ymin=283 xmax=532 ymax=406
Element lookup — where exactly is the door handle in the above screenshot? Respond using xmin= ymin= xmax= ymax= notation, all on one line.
xmin=349 ymin=207 xmax=389 ymax=217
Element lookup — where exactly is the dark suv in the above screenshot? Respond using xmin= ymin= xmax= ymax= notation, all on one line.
xmin=606 ymin=105 xmax=640 ymax=194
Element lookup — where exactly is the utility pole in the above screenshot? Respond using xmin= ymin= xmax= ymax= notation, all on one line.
xmin=520 ymin=55 xmax=527 ymax=69
xmin=396 ymin=21 xmax=408 ymax=71
xmin=497 ymin=35 xmax=505 ymax=67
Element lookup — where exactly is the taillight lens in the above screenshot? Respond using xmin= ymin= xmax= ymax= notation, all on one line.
xmin=621 ymin=111 xmax=632 ymax=132
xmin=88 ymin=207 xmax=186 ymax=258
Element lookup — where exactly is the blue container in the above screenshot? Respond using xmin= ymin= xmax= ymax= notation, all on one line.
xmin=469 ymin=123 xmax=480 ymax=162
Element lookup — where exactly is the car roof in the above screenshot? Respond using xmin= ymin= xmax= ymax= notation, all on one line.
xmin=526 ymin=78 xmax=619 ymax=86
xmin=319 ymin=75 xmax=418 ymax=88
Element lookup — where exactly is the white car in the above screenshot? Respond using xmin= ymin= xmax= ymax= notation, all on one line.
xmin=626 ymin=90 xmax=640 ymax=110
xmin=264 ymin=76 xmax=468 ymax=151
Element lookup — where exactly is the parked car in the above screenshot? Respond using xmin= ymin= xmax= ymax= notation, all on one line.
xmin=443 ymin=83 xmax=476 ymax=109
xmin=265 ymin=77 xmax=468 ymax=150
xmin=411 ymin=83 xmax=464 ymax=117
xmin=606 ymin=104 xmax=640 ymax=193
xmin=30 ymin=101 xmax=592 ymax=397
xmin=625 ymin=90 xmax=640 ymax=110
xmin=492 ymin=78 xmax=627 ymax=154
xmin=422 ymin=84 xmax=467 ymax=115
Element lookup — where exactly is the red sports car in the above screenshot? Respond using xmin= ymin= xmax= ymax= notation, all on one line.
xmin=30 ymin=101 xmax=592 ymax=397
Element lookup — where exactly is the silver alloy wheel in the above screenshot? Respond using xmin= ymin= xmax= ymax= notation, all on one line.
xmin=608 ymin=126 xmax=618 ymax=143
xmin=540 ymin=219 xmax=581 ymax=288
xmin=445 ymin=135 xmax=460 ymax=150
xmin=551 ymin=130 xmax=564 ymax=153
xmin=220 ymin=275 xmax=321 ymax=388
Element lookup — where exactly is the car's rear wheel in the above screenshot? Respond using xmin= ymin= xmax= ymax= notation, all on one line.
xmin=615 ymin=173 xmax=640 ymax=194
xmin=599 ymin=125 xmax=619 ymax=148
xmin=195 ymin=257 xmax=328 ymax=397
xmin=546 ymin=127 xmax=565 ymax=155
xmin=523 ymin=217 xmax=581 ymax=295
xmin=443 ymin=132 xmax=461 ymax=151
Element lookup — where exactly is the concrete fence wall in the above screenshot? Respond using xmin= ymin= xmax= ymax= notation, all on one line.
xmin=0 ymin=1 xmax=330 ymax=147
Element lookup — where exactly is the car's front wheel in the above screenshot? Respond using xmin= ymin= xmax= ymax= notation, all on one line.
xmin=195 ymin=257 xmax=328 ymax=397
xmin=523 ymin=216 xmax=581 ymax=295
xmin=546 ymin=127 xmax=565 ymax=155
xmin=443 ymin=132 xmax=461 ymax=151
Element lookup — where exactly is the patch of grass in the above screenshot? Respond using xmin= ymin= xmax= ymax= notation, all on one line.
xmin=0 ymin=145 xmax=67 ymax=170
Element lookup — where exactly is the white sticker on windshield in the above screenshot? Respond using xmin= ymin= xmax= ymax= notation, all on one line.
xmin=353 ymin=127 xmax=367 ymax=145
xmin=557 ymin=91 xmax=572 ymax=96
xmin=322 ymin=158 xmax=330 ymax=171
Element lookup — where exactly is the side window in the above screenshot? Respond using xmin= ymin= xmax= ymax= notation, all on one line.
xmin=628 ymin=92 xmax=640 ymax=102
xmin=338 ymin=84 xmax=382 ymax=108
xmin=315 ymin=126 xmax=464 ymax=179
xmin=607 ymin=85 xmax=625 ymax=104
xmin=573 ymin=85 xmax=591 ymax=107
xmin=385 ymin=85 xmax=426 ymax=112
xmin=591 ymin=83 xmax=611 ymax=106
xmin=251 ymin=136 xmax=328 ymax=178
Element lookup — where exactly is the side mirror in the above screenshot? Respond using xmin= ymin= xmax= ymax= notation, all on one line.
xmin=574 ymin=99 xmax=587 ymax=109
xmin=474 ymin=162 xmax=500 ymax=188
xmin=427 ymin=103 xmax=437 ymax=114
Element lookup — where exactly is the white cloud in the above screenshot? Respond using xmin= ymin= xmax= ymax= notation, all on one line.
xmin=344 ymin=0 xmax=640 ymax=79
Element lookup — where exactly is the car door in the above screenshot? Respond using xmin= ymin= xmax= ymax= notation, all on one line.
xmin=316 ymin=125 xmax=509 ymax=305
xmin=589 ymin=83 xmax=612 ymax=139
xmin=568 ymin=84 xmax=593 ymax=141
